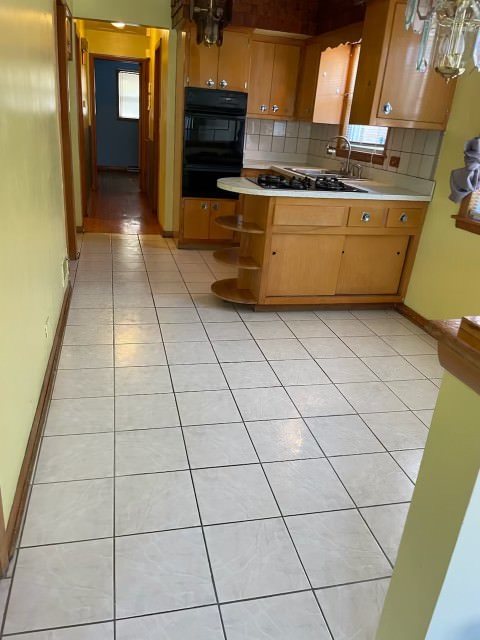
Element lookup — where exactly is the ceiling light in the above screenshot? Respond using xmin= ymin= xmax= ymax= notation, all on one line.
xmin=112 ymin=22 xmax=126 ymax=29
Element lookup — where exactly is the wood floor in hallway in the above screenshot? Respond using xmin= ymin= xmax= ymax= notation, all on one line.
xmin=83 ymin=170 xmax=163 ymax=235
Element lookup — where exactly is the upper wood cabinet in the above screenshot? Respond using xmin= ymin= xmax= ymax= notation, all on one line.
xmin=350 ymin=0 xmax=456 ymax=129
xmin=296 ymin=43 xmax=351 ymax=123
xmin=248 ymin=41 xmax=301 ymax=118
xmin=187 ymin=29 xmax=249 ymax=92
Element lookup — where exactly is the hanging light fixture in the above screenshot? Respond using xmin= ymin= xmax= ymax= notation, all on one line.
xmin=406 ymin=0 xmax=480 ymax=80
xmin=190 ymin=0 xmax=232 ymax=47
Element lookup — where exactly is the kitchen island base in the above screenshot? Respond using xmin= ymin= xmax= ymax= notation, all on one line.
xmin=211 ymin=194 xmax=427 ymax=307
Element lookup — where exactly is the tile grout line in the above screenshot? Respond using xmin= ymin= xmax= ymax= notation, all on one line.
xmin=143 ymin=236 xmax=229 ymax=640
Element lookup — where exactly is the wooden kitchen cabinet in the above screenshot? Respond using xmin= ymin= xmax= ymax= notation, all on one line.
xmin=181 ymin=198 xmax=236 ymax=244
xmin=248 ymin=40 xmax=301 ymax=118
xmin=350 ymin=0 xmax=456 ymax=129
xmin=266 ymin=235 xmax=345 ymax=296
xmin=187 ymin=28 xmax=249 ymax=91
xmin=209 ymin=200 xmax=236 ymax=240
xmin=336 ymin=235 xmax=410 ymax=294
xmin=183 ymin=198 xmax=210 ymax=240
xmin=296 ymin=43 xmax=351 ymax=123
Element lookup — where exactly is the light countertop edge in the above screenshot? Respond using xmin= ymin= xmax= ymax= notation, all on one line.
xmin=218 ymin=177 xmax=432 ymax=202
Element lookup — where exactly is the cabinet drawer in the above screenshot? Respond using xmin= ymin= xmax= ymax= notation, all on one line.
xmin=387 ymin=207 xmax=424 ymax=228
xmin=274 ymin=205 xmax=348 ymax=227
xmin=183 ymin=199 xmax=210 ymax=239
xmin=348 ymin=206 xmax=386 ymax=227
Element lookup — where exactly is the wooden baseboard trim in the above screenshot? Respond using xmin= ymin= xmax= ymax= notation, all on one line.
xmin=395 ymin=303 xmax=434 ymax=336
xmin=0 ymin=490 xmax=8 ymax=575
xmin=0 ymin=283 xmax=72 ymax=576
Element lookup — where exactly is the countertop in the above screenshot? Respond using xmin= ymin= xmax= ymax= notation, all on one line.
xmin=218 ymin=177 xmax=432 ymax=202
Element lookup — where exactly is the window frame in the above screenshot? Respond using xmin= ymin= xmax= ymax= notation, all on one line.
xmin=117 ymin=69 xmax=140 ymax=122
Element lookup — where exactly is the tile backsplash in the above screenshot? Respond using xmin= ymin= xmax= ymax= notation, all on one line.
xmin=244 ymin=118 xmax=443 ymax=182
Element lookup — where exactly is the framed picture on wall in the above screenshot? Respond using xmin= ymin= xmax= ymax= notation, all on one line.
xmin=65 ymin=6 xmax=73 ymax=61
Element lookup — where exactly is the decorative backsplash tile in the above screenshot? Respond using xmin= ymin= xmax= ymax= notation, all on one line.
xmin=244 ymin=118 xmax=444 ymax=183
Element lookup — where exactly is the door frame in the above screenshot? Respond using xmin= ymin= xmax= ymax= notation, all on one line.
xmin=152 ymin=42 xmax=162 ymax=213
xmin=74 ymin=30 xmax=88 ymax=220
xmin=89 ymin=53 xmax=149 ymax=191
xmin=55 ymin=0 xmax=77 ymax=259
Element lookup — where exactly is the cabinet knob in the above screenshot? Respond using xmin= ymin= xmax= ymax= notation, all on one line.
xmin=219 ymin=79 xmax=228 ymax=88
xmin=200 ymin=202 xmax=209 ymax=211
xmin=361 ymin=212 xmax=371 ymax=223
xmin=206 ymin=78 xmax=215 ymax=88
xmin=259 ymin=104 xmax=268 ymax=112
xmin=400 ymin=213 xmax=409 ymax=224
xmin=271 ymin=104 xmax=280 ymax=113
xmin=211 ymin=203 xmax=219 ymax=211
xmin=383 ymin=102 xmax=393 ymax=115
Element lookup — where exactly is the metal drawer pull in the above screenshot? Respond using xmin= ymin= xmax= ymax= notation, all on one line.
xmin=211 ymin=203 xmax=219 ymax=211
xmin=219 ymin=79 xmax=228 ymax=88
xmin=201 ymin=202 xmax=209 ymax=211
xmin=272 ymin=104 xmax=280 ymax=113
xmin=260 ymin=104 xmax=268 ymax=112
xmin=383 ymin=102 xmax=393 ymax=114
xmin=206 ymin=78 xmax=215 ymax=87
xmin=361 ymin=212 xmax=371 ymax=222
xmin=400 ymin=213 xmax=409 ymax=223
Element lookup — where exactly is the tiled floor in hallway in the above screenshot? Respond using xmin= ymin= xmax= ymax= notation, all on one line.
xmin=0 ymin=233 xmax=442 ymax=639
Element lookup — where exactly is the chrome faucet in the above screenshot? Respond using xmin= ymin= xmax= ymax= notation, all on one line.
xmin=325 ymin=135 xmax=352 ymax=176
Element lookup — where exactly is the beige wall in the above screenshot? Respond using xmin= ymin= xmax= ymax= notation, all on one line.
xmin=0 ymin=0 xmax=68 ymax=522
xmin=72 ymin=0 xmax=171 ymax=29
xmin=405 ymin=71 xmax=480 ymax=320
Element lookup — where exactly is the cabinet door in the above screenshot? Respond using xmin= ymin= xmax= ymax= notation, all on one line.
xmin=270 ymin=44 xmax=301 ymax=117
xmin=188 ymin=31 xmax=219 ymax=89
xmin=336 ymin=235 xmax=409 ymax=294
xmin=217 ymin=31 xmax=250 ymax=92
xmin=247 ymin=41 xmax=275 ymax=116
xmin=313 ymin=44 xmax=351 ymax=124
xmin=295 ymin=43 xmax=322 ymax=120
xmin=183 ymin=199 xmax=210 ymax=239
xmin=377 ymin=1 xmax=455 ymax=126
xmin=209 ymin=200 xmax=236 ymax=240
xmin=267 ymin=235 xmax=344 ymax=296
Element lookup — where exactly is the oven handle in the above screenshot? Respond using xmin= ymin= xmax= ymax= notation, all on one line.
xmin=184 ymin=109 xmax=247 ymax=120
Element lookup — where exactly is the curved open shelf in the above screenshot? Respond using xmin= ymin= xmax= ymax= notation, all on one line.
xmin=211 ymin=278 xmax=257 ymax=305
xmin=214 ymin=216 xmax=264 ymax=235
xmin=213 ymin=248 xmax=260 ymax=270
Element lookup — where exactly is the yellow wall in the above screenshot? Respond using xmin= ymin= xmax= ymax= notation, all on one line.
xmin=85 ymin=28 xmax=150 ymax=59
xmin=0 ymin=0 xmax=68 ymax=522
xmin=405 ymin=72 xmax=480 ymax=319
xmin=377 ymin=373 xmax=480 ymax=639
xmin=149 ymin=28 xmax=177 ymax=231
xmin=72 ymin=0 xmax=171 ymax=29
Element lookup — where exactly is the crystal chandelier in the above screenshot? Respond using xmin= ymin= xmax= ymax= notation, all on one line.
xmin=406 ymin=0 xmax=480 ymax=79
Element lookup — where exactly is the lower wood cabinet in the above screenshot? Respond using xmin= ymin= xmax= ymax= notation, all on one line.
xmin=267 ymin=234 xmax=345 ymax=296
xmin=182 ymin=198 xmax=236 ymax=242
xmin=336 ymin=235 xmax=410 ymax=294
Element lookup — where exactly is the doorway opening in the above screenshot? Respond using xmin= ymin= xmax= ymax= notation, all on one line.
xmin=71 ymin=19 xmax=166 ymax=235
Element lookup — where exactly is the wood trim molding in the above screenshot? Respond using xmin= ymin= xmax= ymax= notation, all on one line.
xmin=0 ymin=283 xmax=72 ymax=576
xmin=395 ymin=303 xmax=433 ymax=335
xmin=429 ymin=317 xmax=480 ymax=396
xmin=0 ymin=489 xmax=8 ymax=575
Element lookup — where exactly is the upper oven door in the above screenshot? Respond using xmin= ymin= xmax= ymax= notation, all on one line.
xmin=184 ymin=111 xmax=246 ymax=169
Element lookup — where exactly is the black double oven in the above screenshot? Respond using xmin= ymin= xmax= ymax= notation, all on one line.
xmin=183 ymin=87 xmax=247 ymax=200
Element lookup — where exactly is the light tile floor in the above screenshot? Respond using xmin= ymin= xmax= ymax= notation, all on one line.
xmin=0 ymin=233 xmax=442 ymax=640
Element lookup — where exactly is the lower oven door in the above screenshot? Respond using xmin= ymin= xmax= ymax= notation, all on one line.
xmin=182 ymin=167 xmax=240 ymax=200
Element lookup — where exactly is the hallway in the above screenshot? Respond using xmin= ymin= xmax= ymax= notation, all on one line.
xmin=0 ymin=234 xmax=440 ymax=639
xmin=84 ymin=172 xmax=162 ymax=235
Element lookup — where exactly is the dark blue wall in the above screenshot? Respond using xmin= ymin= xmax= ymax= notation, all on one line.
xmin=94 ymin=59 xmax=140 ymax=168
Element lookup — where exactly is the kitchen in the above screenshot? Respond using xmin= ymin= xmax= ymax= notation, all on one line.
xmin=171 ymin=0 xmax=471 ymax=311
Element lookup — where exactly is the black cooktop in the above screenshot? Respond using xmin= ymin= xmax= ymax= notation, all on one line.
xmin=249 ymin=173 xmax=367 ymax=193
